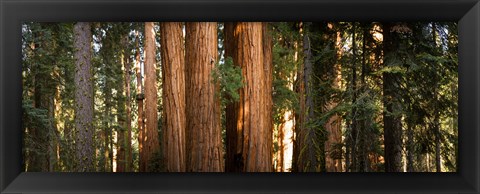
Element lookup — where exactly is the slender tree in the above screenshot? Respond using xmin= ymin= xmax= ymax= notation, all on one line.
xmin=74 ymin=22 xmax=94 ymax=172
xmin=324 ymin=23 xmax=343 ymax=172
xmin=135 ymin=29 xmax=146 ymax=172
xmin=140 ymin=22 xmax=161 ymax=172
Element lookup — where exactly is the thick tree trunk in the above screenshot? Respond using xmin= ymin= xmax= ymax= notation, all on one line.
xmin=160 ymin=22 xmax=187 ymax=172
xmin=141 ymin=22 xmax=161 ymax=172
xmin=74 ymin=22 xmax=94 ymax=172
xmin=185 ymin=22 xmax=223 ymax=172
xmin=224 ymin=22 xmax=272 ymax=172
xmin=382 ymin=22 xmax=403 ymax=172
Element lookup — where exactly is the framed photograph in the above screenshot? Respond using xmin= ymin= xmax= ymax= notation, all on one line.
xmin=1 ymin=0 xmax=479 ymax=193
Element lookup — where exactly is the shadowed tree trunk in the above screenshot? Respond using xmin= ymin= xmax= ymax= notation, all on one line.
xmin=224 ymin=22 xmax=272 ymax=172
xmin=292 ymin=23 xmax=305 ymax=172
xmin=160 ymin=22 xmax=187 ymax=172
xmin=295 ymin=24 xmax=319 ymax=172
xmin=382 ymin=22 xmax=403 ymax=172
xmin=324 ymin=23 xmax=343 ymax=172
xmin=185 ymin=22 xmax=223 ymax=172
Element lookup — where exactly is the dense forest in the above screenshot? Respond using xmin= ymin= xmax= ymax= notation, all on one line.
xmin=22 ymin=22 xmax=458 ymax=172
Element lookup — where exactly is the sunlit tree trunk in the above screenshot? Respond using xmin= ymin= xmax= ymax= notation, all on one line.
xmin=74 ymin=22 xmax=94 ymax=172
xmin=185 ymin=22 xmax=223 ymax=172
xmin=140 ymin=22 xmax=161 ymax=172
xmin=225 ymin=22 xmax=272 ymax=172
xmin=160 ymin=22 xmax=186 ymax=172
xmin=263 ymin=23 xmax=274 ymax=172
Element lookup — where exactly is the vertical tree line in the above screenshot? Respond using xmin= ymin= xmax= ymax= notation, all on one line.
xmin=22 ymin=22 xmax=458 ymax=172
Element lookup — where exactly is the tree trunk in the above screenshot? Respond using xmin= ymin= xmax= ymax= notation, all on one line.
xmin=185 ymin=22 xmax=223 ymax=172
xmin=324 ymin=23 xmax=343 ymax=172
xmin=297 ymin=26 xmax=319 ymax=172
xmin=124 ymin=34 xmax=133 ymax=172
xmin=263 ymin=23 xmax=274 ymax=172
xmin=74 ymin=22 xmax=94 ymax=172
xmin=135 ymin=29 xmax=146 ymax=172
xmin=160 ymin=22 xmax=187 ymax=172
xmin=116 ymin=34 xmax=130 ymax=172
xmin=141 ymin=22 xmax=161 ymax=172
xmin=431 ymin=23 xmax=442 ymax=173
xmin=224 ymin=22 xmax=272 ymax=172
xmin=292 ymin=24 xmax=305 ymax=172
xmin=382 ymin=22 xmax=403 ymax=172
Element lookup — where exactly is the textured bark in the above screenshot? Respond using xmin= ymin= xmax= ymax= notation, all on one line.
xmin=224 ymin=22 xmax=272 ymax=172
xmin=185 ymin=22 xmax=223 ymax=172
xmin=297 ymin=30 xmax=319 ymax=172
xmin=140 ymin=22 xmax=160 ymax=172
xmin=324 ymin=25 xmax=343 ymax=172
xmin=160 ymin=22 xmax=187 ymax=172
xmin=74 ymin=22 xmax=94 ymax=172
xmin=263 ymin=23 xmax=274 ymax=172
xmin=382 ymin=22 xmax=403 ymax=172
xmin=135 ymin=30 xmax=146 ymax=172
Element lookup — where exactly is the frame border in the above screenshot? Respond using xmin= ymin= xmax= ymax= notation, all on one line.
xmin=1 ymin=0 xmax=479 ymax=193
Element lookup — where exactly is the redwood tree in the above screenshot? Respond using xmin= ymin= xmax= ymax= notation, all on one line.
xmin=160 ymin=22 xmax=187 ymax=172
xmin=140 ymin=22 xmax=160 ymax=172
xmin=225 ymin=22 xmax=273 ymax=172
xmin=185 ymin=22 xmax=223 ymax=172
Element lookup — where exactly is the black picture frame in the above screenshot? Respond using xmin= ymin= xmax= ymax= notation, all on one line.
xmin=1 ymin=0 xmax=479 ymax=193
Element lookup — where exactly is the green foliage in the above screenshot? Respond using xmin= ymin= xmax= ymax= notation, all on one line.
xmin=147 ymin=151 xmax=166 ymax=172
xmin=211 ymin=56 xmax=243 ymax=105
